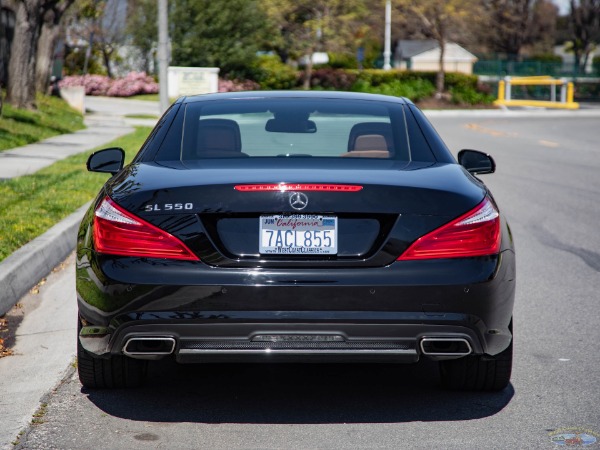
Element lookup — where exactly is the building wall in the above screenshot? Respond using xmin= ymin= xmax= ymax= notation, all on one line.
xmin=398 ymin=60 xmax=475 ymax=74
xmin=396 ymin=43 xmax=477 ymax=75
xmin=412 ymin=60 xmax=475 ymax=74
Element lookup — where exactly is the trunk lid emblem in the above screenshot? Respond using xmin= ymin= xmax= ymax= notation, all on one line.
xmin=289 ymin=192 xmax=308 ymax=210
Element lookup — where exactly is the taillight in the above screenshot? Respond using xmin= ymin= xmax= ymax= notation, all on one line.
xmin=93 ymin=197 xmax=199 ymax=261
xmin=398 ymin=197 xmax=501 ymax=260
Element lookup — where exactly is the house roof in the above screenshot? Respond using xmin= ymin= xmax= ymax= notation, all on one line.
xmin=395 ymin=40 xmax=439 ymax=59
xmin=394 ymin=40 xmax=477 ymax=63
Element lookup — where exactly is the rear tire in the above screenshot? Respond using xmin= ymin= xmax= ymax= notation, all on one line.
xmin=439 ymin=322 xmax=513 ymax=391
xmin=77 ymin=320 xmax=147 ymax=389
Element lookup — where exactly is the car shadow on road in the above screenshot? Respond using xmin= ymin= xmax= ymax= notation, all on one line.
xmin=82 ymin=358 xmax=514 ymax=424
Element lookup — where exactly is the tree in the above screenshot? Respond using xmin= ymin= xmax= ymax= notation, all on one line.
xmin=263 ymin=0 xmax=368 ymax=88
xmin=529 ymin=0 xmax=559 ymax=55
xmin=398 ymin=0 xmax=476 ymax=96
xmin=125 ymin=0 xmax=157 ymax=74
xmin=64 ymin=0 xmax=126 ymax=77
xmin=7 ymin=0 xmax=45 ymax=109
xmin=6 ymin=0 xmax=74 ymax=109
xmin=96 ymin=0 xmax=126 ymax=78
xmin=568 ymin=0 xmax=600 ymax=74
xmin=478 ymin=0 xmax=558 ymax=58
xmin=481 ymin=0 xmax=533 ymax=57
xmin=35 ymin=0 xmax=75 ymax=93
xmin=170 ymin=0 xmax=273 ymax=78
xmin=1 ymin=0 xmax=16 ymax=102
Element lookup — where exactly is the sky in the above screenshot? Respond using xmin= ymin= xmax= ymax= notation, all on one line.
xmin=551 ymin=0 xmax=570 ymax=15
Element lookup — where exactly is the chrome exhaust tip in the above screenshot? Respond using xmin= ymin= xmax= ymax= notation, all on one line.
xmin=420 ymin=338 xmax=472 ymax=356
xmin=123 ymin=337 xmax=176 ymax=356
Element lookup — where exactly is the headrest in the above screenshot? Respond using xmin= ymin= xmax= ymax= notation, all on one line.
xmin=348 ymin=122 xmax=394 ymax=153
xmin=353 ymin=134 xmax=388 ymax=151
xmin=197 ymin=119 xmax=242 ymax=153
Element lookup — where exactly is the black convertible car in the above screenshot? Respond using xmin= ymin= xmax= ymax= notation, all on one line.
xmin=77 ymin=91 xmax=515 ymax=390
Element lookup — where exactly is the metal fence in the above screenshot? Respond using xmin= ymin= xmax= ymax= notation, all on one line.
xmin=474 ymin=60 xmax=600 ymax=78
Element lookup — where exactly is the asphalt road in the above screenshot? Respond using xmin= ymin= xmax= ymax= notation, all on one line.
xmin=11 ymin=113 xmax=600 ymax=449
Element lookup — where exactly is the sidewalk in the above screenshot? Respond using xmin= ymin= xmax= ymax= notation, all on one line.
xmin=0 ymin=96 xmax=159 ymax=315
xmin=0 ymin=97 xmax=159 ymax=449
xmin=0 ymin=96 xmax=158 ymax=180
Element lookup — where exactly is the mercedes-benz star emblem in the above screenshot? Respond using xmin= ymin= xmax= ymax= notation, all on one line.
xmin=289 ymin=192 xmax=308 ymax=210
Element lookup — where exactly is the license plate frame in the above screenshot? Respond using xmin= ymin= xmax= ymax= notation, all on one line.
xmin=259 ymin=215 xmax=338 ymax=255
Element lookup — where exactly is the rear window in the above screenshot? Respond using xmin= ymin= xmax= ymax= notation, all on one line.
xmin=170 ymin=98 xmax=434 ymax=162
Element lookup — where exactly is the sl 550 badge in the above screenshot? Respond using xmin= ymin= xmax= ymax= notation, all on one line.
xmin=144 ymin=203 xmax=194 ymax=212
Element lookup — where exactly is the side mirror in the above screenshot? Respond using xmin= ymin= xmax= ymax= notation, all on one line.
xmin=458 ymin=149 xmax=495 ymax=175
xmin=86 ymin=147 xmax=125 ymax=175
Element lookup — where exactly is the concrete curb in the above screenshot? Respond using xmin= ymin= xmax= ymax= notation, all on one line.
xmin=0 ymin=202 xmax=91 ymax=316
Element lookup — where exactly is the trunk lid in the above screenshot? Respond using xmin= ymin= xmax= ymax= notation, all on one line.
xmin=106 ymin=159 xmax=486 ymax=267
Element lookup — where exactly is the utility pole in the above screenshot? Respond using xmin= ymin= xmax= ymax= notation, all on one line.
xmin=383 ymin=0 xmax=392 ymax=70
xmin=157 ymin=0 xmax=169 ymax=114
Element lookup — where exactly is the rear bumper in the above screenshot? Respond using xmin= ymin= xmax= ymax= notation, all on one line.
xmin=77 ymin=250 xmax=515 ymax=361
xmin=80 ymin=315 xmax=486 ymax=363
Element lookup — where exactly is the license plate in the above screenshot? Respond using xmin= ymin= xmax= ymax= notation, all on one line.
xmin=260 ymin=215 xmax=337 ymax=255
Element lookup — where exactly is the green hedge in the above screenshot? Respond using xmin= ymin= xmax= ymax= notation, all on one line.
xmin=250 ymin=55 xmax=298 ymax=90
xmin=351 ymin=77 xmax=435 ymax=101
xmin=309 ymin=68 xmax=357 ymax=90
xmin=346 ymin=70 xmax=492 ymax=105
xmin=244 ymin=63 xmax=494 ymax=105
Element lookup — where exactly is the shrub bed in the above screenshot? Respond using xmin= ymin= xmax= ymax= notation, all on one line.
xmin=242 ymin=65 xmax=494 ymax=105
xmin=59 ymin=72 xmax=158 ymax=97
xmin=309 ymin=68 xmax=357 ymax=90
xmin=218 ymin=78 xmax=260 ymax=92
xmin=351 ymin=77 xmax=435 ymax=101
xmin=251 ymin=55 xmax=298 ymax=90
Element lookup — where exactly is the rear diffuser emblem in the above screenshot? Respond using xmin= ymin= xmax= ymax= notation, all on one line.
xmin=289 ymin=192 xmax=308 ymax=210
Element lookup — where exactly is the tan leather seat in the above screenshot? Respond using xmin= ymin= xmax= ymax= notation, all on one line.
xmin=342 ymin=133 xmax=390 ymax=158
xmin=343 ymin=122 xmax=394 ymax=158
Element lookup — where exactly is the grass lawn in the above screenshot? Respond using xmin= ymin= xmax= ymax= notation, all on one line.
xmin=0 ymin=126 xmax=152 ymax=262
xmin=0 ymin=93 xmax=85 ymax=152
xmin=125 ymin=94 xmax=178 ymax=103
xmin=124 ymin=113 xmax=159 ymax=119
xmin=125 ymin=94 xmax=159 ymax=101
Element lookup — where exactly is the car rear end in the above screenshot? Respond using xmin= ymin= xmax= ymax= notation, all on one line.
xmin=76 ymin=93 xmax=515 ymax=389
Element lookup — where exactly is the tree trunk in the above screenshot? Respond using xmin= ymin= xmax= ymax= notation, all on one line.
xmin=35 ymin=16 xmax=59 ymax=93
xmin=35 ymin=1 xmax=74 ymax=93
xmin=6 ymin=1 xmax=42 ymax=109
xmin=573 ymin=48 xmax=582 ymax=75
xmin=83 ymin=29 xmax=94 ymax=74
xmin=101 ymin=45 xmax=114 ymax=78
xmin=435 ymin=38 xmax=445 ymax=97
xmin=581 ymin=47 xmax=592 ymax=74
xmin=302 ymin=54 xmax=314 ymax=90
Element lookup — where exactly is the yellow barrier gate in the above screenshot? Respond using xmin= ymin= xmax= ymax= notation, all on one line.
xmin=494 ymin=76 xmax=579 ymax=109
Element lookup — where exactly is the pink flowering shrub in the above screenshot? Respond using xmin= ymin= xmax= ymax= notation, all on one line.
xmin=106 ymin=72 xmax=159 ymax=97
xmin=59 ymin=74 xmax=112 ymax=96
xmin=218 ymin=78 xmax=260 ymax=92
xmin=59 ymin=72 xmax=158 ymax=97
